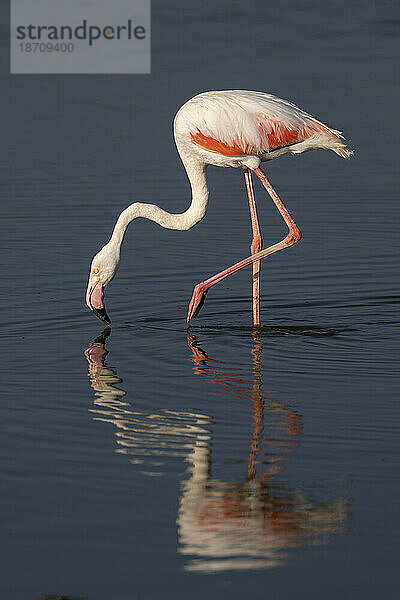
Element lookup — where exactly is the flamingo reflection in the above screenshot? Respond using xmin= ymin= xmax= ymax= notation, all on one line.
xmin=85 ymin=329 xmax=350 ymax=571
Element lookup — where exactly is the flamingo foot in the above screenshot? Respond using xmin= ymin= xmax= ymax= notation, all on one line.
xmin=187 ymin=283 xmax=208 ymax=322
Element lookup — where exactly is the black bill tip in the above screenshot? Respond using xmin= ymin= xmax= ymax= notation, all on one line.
xmin=93 ymin=307 xmax=111 ymax=325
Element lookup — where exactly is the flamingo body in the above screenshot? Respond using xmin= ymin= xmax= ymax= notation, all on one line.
xmin=86 ymin=90 xmax=352 ymax=326
xmin=174 ymin=90 xmax=351 ymax=170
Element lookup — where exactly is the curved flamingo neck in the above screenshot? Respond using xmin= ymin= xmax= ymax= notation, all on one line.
xmin=108 ymin=156 xmax=209 ymax=250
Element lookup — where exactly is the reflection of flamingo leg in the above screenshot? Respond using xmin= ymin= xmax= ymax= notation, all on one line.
xmin=187 ymin=167 xmax=302 ymax=322
xmin=187 ymin=331 xmax=303 ymax=483
xmin=187 ymin=332 xmax=209 ymax=368
xmin=244 ymin=168 xmax=263 ymax=326
xmin=247 ymin=332 xmax=264 ymax=480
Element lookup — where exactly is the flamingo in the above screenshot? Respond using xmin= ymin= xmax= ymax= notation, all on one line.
xmin=86 ymin=90 xmax=352 ymax=326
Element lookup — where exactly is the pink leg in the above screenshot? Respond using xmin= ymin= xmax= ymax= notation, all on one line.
xmin=244 ymin=168 xmax=263 ymax=326
xmin=187 ymin=166 xmax=302 ymax=322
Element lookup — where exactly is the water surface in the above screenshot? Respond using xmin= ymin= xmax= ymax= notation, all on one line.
xmin=0 ymin=1 xmax=399 ymax=598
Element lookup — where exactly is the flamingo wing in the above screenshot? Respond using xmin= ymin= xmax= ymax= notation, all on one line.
xmin=176 ymin=90 xmax=346 ymax=158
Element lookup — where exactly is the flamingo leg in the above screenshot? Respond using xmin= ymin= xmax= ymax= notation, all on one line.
xmin=244 ymin=168 xmax=263 ymax=326
xmin=187 ymin=166 xmax=301 ymax=322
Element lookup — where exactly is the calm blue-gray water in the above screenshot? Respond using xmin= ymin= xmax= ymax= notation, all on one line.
xmin=1 ymin=1 xmax=399 ymax=598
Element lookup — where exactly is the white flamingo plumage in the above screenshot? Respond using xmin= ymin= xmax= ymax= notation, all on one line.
xmin=86 ymin=90 xmax=352 ymax=326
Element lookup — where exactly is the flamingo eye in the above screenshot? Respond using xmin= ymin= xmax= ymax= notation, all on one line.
xmin=93 ymin=267 xmax=99 ymax=274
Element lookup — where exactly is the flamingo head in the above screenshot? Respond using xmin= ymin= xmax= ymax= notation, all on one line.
xmin=86 ymin=243 xmax=120 ymax=325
